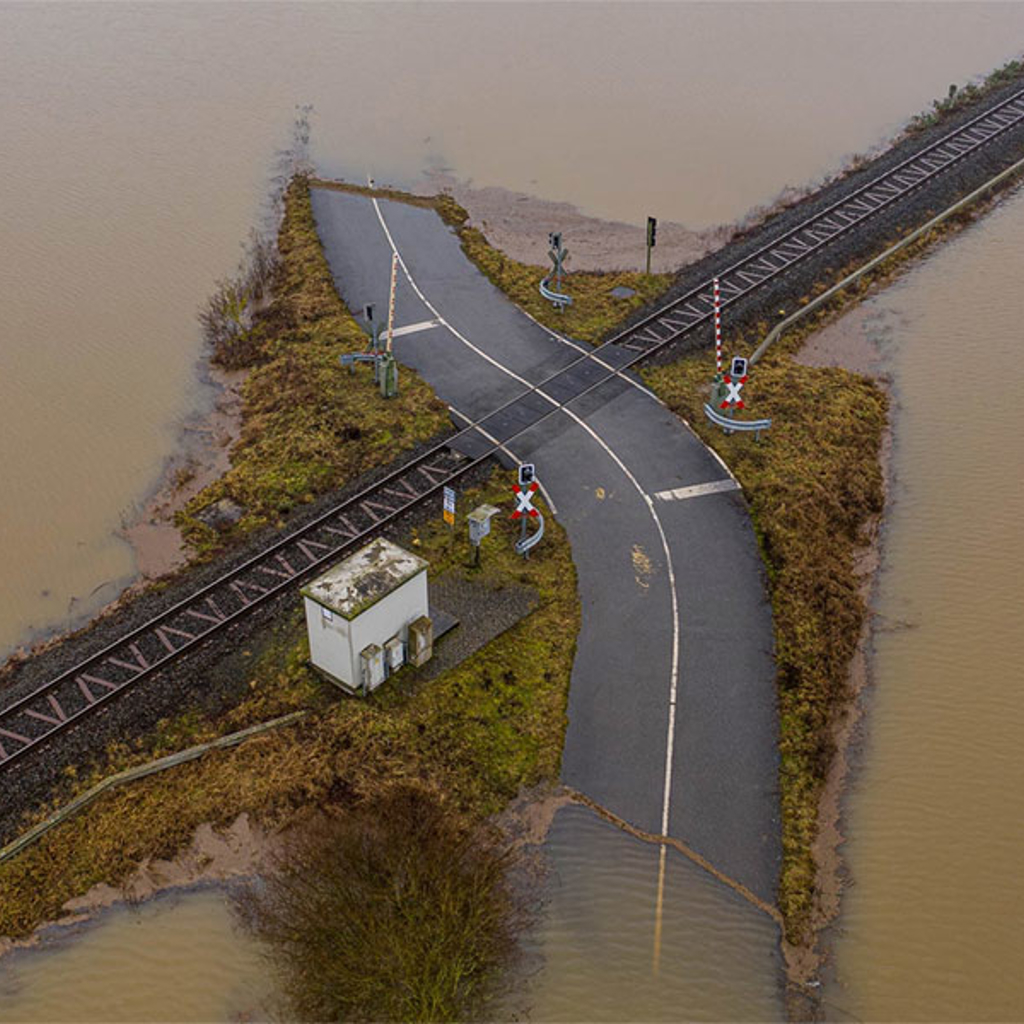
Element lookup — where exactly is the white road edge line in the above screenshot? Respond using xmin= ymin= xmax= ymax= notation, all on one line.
xmin=654 ymin=479 xmax=741 ymax=502
xmin=368 ymin=188 xmax=681 ymax=838
xmin=447 ymin=404 xmax=559 ymax=516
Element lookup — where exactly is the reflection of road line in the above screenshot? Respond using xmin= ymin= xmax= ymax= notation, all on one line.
xmin=367 ymin=188 xmax=687 ymax=969
xmin=368 ymin=190 xmax=682 ymax=836
xmin=654 ymin=479 xmax=740 ymax=502
xmin=653 ymin=844 xmax=667 ymax=977
xmin=447 ymin=404 xmax=559 ymax=516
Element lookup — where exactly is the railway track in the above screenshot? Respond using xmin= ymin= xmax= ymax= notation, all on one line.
xmin=4 ymin=82 xmax=1024 ymax=773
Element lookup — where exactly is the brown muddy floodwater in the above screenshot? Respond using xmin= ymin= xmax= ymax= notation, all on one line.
xmin=505 ymin=805 xmax=782 ymax=1020
xmin=3 ymin=4 xmax=1024 ymax=1020
xmin=0 ymin=888 xmax=272 ymax=1022
xmin=819 ymin=190 xmax=1024 ymax=1020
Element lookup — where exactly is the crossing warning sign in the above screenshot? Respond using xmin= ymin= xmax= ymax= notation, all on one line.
xmin=512 ymin=482 xmax=539 ymax=520
xmin=719 ymin=372 xmax=748 ymax=411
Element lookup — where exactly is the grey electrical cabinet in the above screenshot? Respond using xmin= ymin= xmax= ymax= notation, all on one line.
xmin=359 ymin=644 xmax=385 ymax=692
xmin=408 ymin=616 xmax=433 ymax=667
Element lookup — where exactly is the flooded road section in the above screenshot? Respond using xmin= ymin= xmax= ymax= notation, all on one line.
xmin=0 ymin=888 xmax=272 ymax=1022
xmin=507 ymin=805 xmax=782 ymax=1021
xmin=2 ymin=2 xmax=1024 ymax=655
xmin=820 ymin=190 xmax=1024 ymax=1020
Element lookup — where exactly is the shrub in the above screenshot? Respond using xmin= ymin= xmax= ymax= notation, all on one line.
xmin=234 ymin=785 xmax=523 ymax=1022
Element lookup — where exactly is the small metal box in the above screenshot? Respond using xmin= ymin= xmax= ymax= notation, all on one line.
xmin=384 ymin=636 xmax=405 ymax=675
xmin=408 ymin=616 xmax=433 ymax=667
xmin=359 ymin=644 xmax=385 ymax=692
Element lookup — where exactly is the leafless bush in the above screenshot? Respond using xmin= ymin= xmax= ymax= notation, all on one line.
xmin=198 ymin=229 xmax=281 ymax=369
xmin=233 ymin=785 xmax=526 ymax=1022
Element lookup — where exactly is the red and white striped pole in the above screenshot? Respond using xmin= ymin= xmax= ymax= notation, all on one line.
xmin=713 ymin=277 xmax=722 ymax=374
xmin=386 ymin=252 xmax=398 ymax=354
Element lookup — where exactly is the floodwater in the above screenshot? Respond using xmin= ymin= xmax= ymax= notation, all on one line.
xmin=506 ymin=805 xmax=782 ymax=1021
xmin=2 ymin=3 xmax=1024 ymax=1020
xmin=819 ymin=188 xmax=1024 ymax=1020
xmin=0 ymin=888 xmax=273 ymax=1021
xmin=2 ymin=1 xmax=1023 ymax=655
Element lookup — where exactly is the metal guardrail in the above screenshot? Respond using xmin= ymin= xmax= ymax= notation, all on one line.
xmin=749 ymin=150 xmax=1024 ymax=366
xmin=540 ymin=272 xmax=572 ymax=308
xmin=514 ymin=510 xmax=545 ymax=557
xmin=702 ymin=404 xmax=772 ymax=439
xmin=0 ymin=710 xmax=308 ymax=865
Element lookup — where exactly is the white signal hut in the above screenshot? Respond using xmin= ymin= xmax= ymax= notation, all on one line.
xmin=301 ymin=538 xmax=432 ymax=693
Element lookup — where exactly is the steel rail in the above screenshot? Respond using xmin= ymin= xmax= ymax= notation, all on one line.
xmin=5 ymin=83 xmax=1024 ymax=772
xmin=603 ymin=83 xmax=1024 ymax=353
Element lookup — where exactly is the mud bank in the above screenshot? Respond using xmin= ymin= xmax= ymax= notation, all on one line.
xmin=0 ymin=812 xmax=277 ymax=962
xmin=414 ymin=169 xmax=735 ymax=272
xmin=0 ymin=786 xmax=577 ymax=965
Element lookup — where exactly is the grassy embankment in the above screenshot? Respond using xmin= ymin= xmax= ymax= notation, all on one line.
xmin=0 ymin=469 xmax=577 ymax=945
xmin=176 ymin=176 xmax=449 ymax=558
xmin=0 ymin=175 xmax=580 ymax=1016
xmin=906 ymin=57 xmax=1023 ymax=135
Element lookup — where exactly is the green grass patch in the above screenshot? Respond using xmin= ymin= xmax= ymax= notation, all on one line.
xmin=0 ymin=470 xmax=577 ymax=948
xmin=907 ymin=55 xmax=1024 ymax=135
xmin=177 ymin=177 xmax=449 ymax=558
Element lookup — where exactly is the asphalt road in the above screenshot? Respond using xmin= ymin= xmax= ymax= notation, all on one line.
xmin=312 ymin=188 xmax=780 ymax=903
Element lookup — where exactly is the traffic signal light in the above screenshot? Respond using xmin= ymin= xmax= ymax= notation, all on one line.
xmin=647 ymin=216 xmax=657 ymax=247
xmin=549 ymin=232 xmax=562 ymax=251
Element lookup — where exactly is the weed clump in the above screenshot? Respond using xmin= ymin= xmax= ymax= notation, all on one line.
xmin=235 ymin=785 xmax=524 ymax=1023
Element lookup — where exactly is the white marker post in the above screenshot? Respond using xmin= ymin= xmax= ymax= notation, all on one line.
xmin=714 ymin=277 xmax=722 ymax=374
xmin=386 ymin=251 xmax=398 ymax=354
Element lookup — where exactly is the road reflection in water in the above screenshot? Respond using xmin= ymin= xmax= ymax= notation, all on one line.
xmin=506 ymin=803 xmax=783 ymax=1022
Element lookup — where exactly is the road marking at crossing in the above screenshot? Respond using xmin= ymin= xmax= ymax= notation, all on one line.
xmin=654 ymin=479 xmax=741 ymax=502
xmin=389 ymin=319 xmax=441 ymax=339
xmin=447 ymin=404 xmax=559 ymax=515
